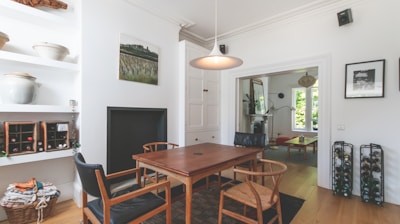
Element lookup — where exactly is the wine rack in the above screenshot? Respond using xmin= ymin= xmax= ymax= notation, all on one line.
xmin=360 ymin=143 xmax=384 ymax=206
xmin=4 ymin=122 xmax=37 ymax=156
xmin=40 ymin=121 xmax=70 ymax=151
xmin=332 ymin=141 xmax=353 ymax=198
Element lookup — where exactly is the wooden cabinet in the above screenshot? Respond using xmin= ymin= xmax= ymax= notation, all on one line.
xmin=4 ymin=121 xmax=37 ymax=156
xmin=179 ymin=40 xmax=221 ymax=146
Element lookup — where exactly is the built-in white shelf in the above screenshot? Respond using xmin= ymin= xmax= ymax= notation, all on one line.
xmin=0 ymin=149 xmax=75 ymax=167
xmin=0 ymin=104 xmax=78 ymax=113
xmin=0 ymin=0 xmax=70 ymax=26
xmin=0 ymin=51 xmax=79 ymax=72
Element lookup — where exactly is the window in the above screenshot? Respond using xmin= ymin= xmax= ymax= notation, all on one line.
xmin=292 ymin=81 xmax=318 ymax=132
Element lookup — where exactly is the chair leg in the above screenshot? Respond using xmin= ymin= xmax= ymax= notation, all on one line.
xmin=276 ymin=199 xmax=283 ymax=224
xmin=218 ymin=191 xmax=225 ymax=224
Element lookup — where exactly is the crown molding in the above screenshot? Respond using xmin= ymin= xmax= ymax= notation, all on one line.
xmin=127 ymin=0 xmax=365 ymax=48
xmin=124 ymin=0 xmax=195 ymax=29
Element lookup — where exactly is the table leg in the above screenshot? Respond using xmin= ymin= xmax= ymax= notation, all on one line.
xmin=136 ymin=161 xmax=141 ymax=187
xmin=287 ymin=145 xmax=291 ymax=158
xmin=313 ymin=141 xmax=317 ymax=154
xmin=185 ymin=178 xmax=193 ymax=224
xmin=303 ymin=146 xmax=307 ymax=160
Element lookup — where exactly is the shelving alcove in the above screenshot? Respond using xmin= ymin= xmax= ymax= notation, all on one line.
xmin=0 ymin=1 xmax=80 ymax=167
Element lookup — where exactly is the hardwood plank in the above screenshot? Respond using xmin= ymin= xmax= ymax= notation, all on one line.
xmin=1 ymin=162 xmax=400 ymax=224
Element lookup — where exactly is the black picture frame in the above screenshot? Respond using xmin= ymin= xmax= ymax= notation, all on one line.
xmin=345 ymin=59 xmax=385 ymax=99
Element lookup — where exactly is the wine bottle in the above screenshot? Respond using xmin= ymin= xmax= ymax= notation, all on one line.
xmin=362 ymin=194 xmax=370 ymax=202
xmin=371 ymin=165 xmax=381 ymax=172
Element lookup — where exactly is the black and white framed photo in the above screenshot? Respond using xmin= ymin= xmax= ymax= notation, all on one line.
xmin=345 ymin=59 xmax=385 ymax=99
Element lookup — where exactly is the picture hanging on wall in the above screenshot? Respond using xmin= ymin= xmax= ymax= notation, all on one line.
xmin=119 ymin=33 xmax=159 ymax=85
xmin=345 ymin=59 xmax=385 ymax=99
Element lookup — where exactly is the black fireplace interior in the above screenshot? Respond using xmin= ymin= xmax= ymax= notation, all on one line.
xmin=107 ymin=107 xmax=167 ymax=182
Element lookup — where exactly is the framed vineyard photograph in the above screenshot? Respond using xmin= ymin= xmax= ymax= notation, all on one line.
xmin=345 ymin=59 xmax=385 ymax=99
xmin=119 ymin=33 xmax=159 ymax=85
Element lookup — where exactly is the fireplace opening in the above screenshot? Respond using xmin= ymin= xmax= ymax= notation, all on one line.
xmin=107 ymin=107 xmax=167 ymax=183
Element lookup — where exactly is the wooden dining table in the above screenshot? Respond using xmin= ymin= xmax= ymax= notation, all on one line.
xmin=132 ymin=142 xmax=262 ymax=224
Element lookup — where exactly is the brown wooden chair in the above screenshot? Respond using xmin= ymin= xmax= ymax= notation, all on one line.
xmin=142 ymin=142 xmax=179 ymax=187
xmin=74 ymin=152 xmax=171 ymax=224
xmin=218 ymin=159 xmax=287 ymax=224
xmin=232 ymin=132 xmax=267 ymax=185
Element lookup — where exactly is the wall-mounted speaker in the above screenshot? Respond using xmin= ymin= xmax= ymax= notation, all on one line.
xmin=219 ymin=45 xmax=226 ymax=54
xmin=337 ymin=8 xmax=353 ymax=26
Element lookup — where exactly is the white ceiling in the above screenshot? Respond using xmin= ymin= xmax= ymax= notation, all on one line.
xmin=127 ymin=0 xmax=340 ymax=41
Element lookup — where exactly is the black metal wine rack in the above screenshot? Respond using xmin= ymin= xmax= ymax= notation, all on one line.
xmin=360 ymin=143 xmax=384 ymax=206
xmin=332 ymin=141 xmax=353 ymax=198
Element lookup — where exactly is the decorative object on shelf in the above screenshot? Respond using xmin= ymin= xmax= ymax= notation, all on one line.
xmin=119 ymin=33 xmax=159 ymax=85
xmin=360 ymin=143 xmax=384 ymax=206
xmin=32 ymin=42 xmax=69 ymax=61
xmin=4 ymin=122 xmax=38 ymax=156
xmin=13 ymin=0 xmax=68 ymax=9
xmin=189 ymin=0 xmax=243 ymax=70
xmin=40 ymin=121 xmax=70 ymax=151
xmin=0 ymin=151 xmax=8 ymax=157
xmin=345 ymin=59 xmax=385 ymax=98
xmin=298 ymin=72 xmax=317 ymax=88
xmin=69 ymin=100 xmax=80 ymax=150
xmin=0 ymin=72 xmax=39 ymax=104
xmin=332 ymin=141 xmax=353 ymax=198
xmin=0 ymin=31 xmax=9 ymax=49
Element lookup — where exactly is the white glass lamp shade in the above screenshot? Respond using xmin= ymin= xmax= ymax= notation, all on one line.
xmin=190 ymin=44 xmax=243 ymax=70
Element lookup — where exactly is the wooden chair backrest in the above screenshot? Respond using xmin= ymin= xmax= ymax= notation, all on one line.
xmin=143 ymin=142 xmax=179 ymax=153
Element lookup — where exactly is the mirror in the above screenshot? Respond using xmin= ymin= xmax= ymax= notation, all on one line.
xmin=249 ymin=79 xmax=266 ymax=114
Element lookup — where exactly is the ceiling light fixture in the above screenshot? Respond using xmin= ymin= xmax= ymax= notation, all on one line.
xmin=189 ymin=0 xmax=243 ymax=70
xmin=298 ymin=72 xmax=317 ymax=88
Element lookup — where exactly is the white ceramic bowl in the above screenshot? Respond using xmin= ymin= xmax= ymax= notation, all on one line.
xmin=0 ymin=31 xmax=9 ymax=49
xmin=32 ymin=42 xmax=69 ymax=61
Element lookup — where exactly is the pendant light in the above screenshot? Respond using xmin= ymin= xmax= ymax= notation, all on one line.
xmin=298 ymin=72 xmax=316 ymax=88
xmin=190 ymin=0 xmax=243 ymax=70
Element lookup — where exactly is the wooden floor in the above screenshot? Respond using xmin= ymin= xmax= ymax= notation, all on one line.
xmin=1 ymin=163 xmax=400 ymax=224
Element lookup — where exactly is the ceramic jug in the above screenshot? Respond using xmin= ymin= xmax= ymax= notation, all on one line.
xmin=0 ymin=72 xmax=39 ymax=104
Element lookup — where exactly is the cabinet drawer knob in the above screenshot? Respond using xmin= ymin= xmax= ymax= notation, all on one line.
xmin=203 ymin=89 xmax=208 ymax=92
xmin=212 ymin=136 xmax=215 ymax=138
xmin=195 ymin=138 xmax=198 ymax=141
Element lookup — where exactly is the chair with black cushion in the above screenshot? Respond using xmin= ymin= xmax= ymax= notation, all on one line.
xmin=142 ymin=142 xmax=178 ymax=187
xmin=232 ymin=132 xmax=266 ymax=185
xmin=218 ymin=159 xmax=288 ymax=224
xmin=74 ymin=152 xmax=171 ymax=224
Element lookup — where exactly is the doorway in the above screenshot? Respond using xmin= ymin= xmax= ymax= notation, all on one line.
xmin=237 ymin=67 xmax=318 ymax=168
xmin=223 ymin=54 xmax=332 ymax=189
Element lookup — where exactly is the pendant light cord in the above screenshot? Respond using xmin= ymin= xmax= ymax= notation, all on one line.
xmin=214 ymin=0 xmax=218 ymax=46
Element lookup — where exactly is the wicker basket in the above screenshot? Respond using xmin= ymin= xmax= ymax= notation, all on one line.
xmin=2 ymin=196 xmax=58 ymax=224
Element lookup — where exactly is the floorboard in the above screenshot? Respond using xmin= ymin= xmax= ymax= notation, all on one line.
xmin=1 ymin=162 xmax=400 ymax=224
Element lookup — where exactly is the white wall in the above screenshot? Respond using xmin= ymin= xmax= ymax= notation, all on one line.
xmin=220 ymin=0 xmax=400 ymax=205
xmin=76 ymin=0 xmax=181 ymax=202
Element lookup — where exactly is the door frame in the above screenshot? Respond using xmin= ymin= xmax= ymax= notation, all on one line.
xmin=220 ymin=53 xmax=332 ymax=189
